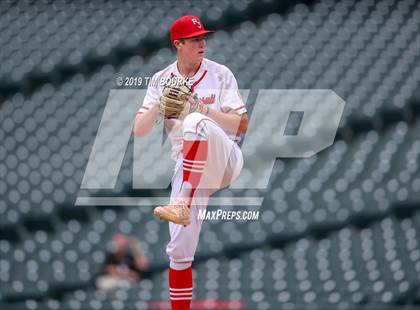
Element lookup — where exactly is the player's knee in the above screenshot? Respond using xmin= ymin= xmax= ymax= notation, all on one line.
xmin=183 ymin=112 xmax=204 ymax=131
xmin=167 ymin=247 xmax=190 ymax=264
xmin=166 ymin=244 xmax=181 ymax=260
xmin=183 ymin=112 xmax=206 ymax=136
xmin=170 ymin=260 xmax=192 ymax=270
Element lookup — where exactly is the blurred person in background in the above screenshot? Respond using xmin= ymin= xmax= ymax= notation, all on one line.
xmin=96 ymin=233 xmax=149 ymax=290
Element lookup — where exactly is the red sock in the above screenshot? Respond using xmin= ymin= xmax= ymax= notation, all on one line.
xmin=169 ymin=267 xmax=193 ymax=310
xmin=182 ymin=140 xmax=208 ymax=205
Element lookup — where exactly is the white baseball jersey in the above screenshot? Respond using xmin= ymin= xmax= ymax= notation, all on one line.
xmin=139 ymin=58 xmax=247 ymax=160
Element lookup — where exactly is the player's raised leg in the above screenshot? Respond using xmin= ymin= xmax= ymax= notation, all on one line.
xmin=154 ymin=112 xmax=241 ymax=225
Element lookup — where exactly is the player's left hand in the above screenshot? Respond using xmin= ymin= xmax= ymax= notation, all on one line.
xmin=159 ymin=76 xmax=192 ymax=119
xmin=159 ymin=76 xmax=209 ymax=119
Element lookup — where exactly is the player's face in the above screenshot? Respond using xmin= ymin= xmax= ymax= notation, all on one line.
xmin=178 ymin=35 xmax=207 ymax=63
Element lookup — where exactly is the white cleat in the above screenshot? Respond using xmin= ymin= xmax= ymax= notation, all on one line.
xmin=154 ymin=198 xmax=191 ymax=226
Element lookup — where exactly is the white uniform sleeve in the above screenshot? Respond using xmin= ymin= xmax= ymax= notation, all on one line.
xmin=220 ymin=68 xmax=247 ymax=115
xmin=137 ymin=73 xmax=160 ymax=115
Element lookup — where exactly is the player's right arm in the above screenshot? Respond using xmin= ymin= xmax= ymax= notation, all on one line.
xmin=133 ymin=102 xmax=160 ymax=137
xmin=133 ymin=74 xmax=162 ymax=138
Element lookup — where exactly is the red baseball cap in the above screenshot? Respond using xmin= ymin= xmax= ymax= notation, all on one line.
xmin=170 ymin=15 xmax=214 ymax=42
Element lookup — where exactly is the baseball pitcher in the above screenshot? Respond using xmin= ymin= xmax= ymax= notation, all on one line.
xmin=133 ymin=15 xmax=248 ymax=310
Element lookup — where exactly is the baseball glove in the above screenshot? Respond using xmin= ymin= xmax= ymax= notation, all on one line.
xmin=159 ymin=77 xmax=193 ymax=119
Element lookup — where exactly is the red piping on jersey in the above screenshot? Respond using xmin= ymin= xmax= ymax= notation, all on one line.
xmin=192 ymin=61 xmax=202 ymax=76
xmin=137 ymin=106 xmax=150 ymax=114
xmin=191 ymin=70 xmax=207 ymax=92
xmin=233 ymin=105 xmax=245 ymax=111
